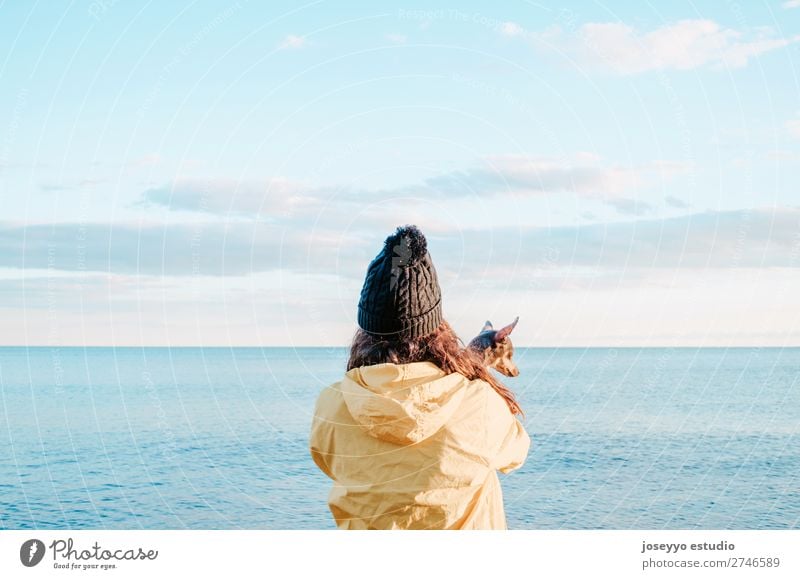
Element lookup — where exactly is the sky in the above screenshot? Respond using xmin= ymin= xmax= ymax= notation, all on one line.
xmin=1 ymin=0 xmax=799 ymax=347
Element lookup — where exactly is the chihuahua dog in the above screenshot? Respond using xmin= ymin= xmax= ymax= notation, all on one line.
xmin=468 ymin=317 xmax=520 ymax=377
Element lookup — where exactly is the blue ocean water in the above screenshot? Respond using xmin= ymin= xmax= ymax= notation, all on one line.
xmin=0 ymin=346 xmax=798 ymax=529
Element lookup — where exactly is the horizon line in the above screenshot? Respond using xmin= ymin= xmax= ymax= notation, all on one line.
xmin=1 ymin=344 xmax=799 ymax=349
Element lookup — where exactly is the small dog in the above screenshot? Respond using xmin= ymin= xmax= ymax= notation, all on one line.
xmin=468 ymin=317 xmax=520 ymax=377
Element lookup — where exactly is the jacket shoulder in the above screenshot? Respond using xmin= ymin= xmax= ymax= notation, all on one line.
xmin=459 ymin=376 xmax=520 ymax=425
xmin=313 ymin=381 xmax=346 ymax=416
xmin=313 ymin=381 xmax=367 ymax=432
xmin=463 ymin=376 xmax=499 ymax=404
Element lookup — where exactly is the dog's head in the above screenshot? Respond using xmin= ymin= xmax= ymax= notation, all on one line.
xmin=468 ymin=317 xmax=520 ymax=377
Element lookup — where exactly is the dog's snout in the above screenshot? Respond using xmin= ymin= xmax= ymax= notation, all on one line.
xmin=498 ymin=364 xmax=520 ymax=378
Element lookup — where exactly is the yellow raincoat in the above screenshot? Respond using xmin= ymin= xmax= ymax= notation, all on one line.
xmin=309 ymin=361 xmax=530 ymax=529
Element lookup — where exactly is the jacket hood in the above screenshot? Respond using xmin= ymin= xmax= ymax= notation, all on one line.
xmin=340 ymin=362 xmax=469 ymax=445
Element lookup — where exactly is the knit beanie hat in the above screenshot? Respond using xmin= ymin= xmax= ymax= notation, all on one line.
xmin=357 ymin=225 xmax=443 ymax=340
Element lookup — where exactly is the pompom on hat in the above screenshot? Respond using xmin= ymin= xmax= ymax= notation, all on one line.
xmin=357 ymin=225 xmax=442 ymax=340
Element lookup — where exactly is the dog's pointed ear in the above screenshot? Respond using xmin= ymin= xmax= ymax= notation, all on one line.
xmin=494 ymin=316 xmax=519 ymax=342
xmin=481 ymin=320 xmax=493 ymax=332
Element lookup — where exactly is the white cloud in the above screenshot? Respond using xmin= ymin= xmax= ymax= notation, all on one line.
xmin=437 ymin=206 xmax=800 ymax=278
xmin=142 ymin=177 xmax=318 ymax=216
xmin=500 ymin=21 xmax=524 ymax=37
xmin=385 ymin=33 xmax=407 ymax=44
xmin=6 ymin=262 xmax=800 ymax=346
xmin=5 ymin=206 xmax=799 ymax=280
xmin=143 ymin=155 xmax=687 ymax=221
xmin=603 ymin=197 xmax=652 ymax=215
xmin=278 ymin=34 xmax=306 ymax=50
xmin=447 ymin=266 xmax=800 ymax=348
xmin=5 ymin=206 xmax=800 ymax=345
xmin=416 ymin=155 xmax=646 ymax=217
xmin=529 ymin=19 xmax=800 ymax=74
xmin=482 ymin=154 xmax=641 ymax=194
xmin=0 ymin=220 xmax=364 ymax=278
xmin=664 ymin=195 xmax=691 ymax=209
xmin=419 ymin=155 xmax=683 ymax=216
xmin=783 ymin=0 xmax=800 ymax=8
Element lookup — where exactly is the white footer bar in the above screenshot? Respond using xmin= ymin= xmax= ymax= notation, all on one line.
xmin=1 ymin=530 xmax=797 ymax=578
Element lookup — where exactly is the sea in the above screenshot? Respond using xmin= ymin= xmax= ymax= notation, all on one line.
xmin=1 ymin=346 xmax=798 ymax=529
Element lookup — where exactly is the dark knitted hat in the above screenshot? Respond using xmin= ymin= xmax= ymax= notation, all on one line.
xmin=357 ymin=225 xmax=442 ymax=340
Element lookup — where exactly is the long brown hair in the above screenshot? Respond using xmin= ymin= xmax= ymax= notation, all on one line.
xmin=347 ymin=320 xmax=523 ymax=416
